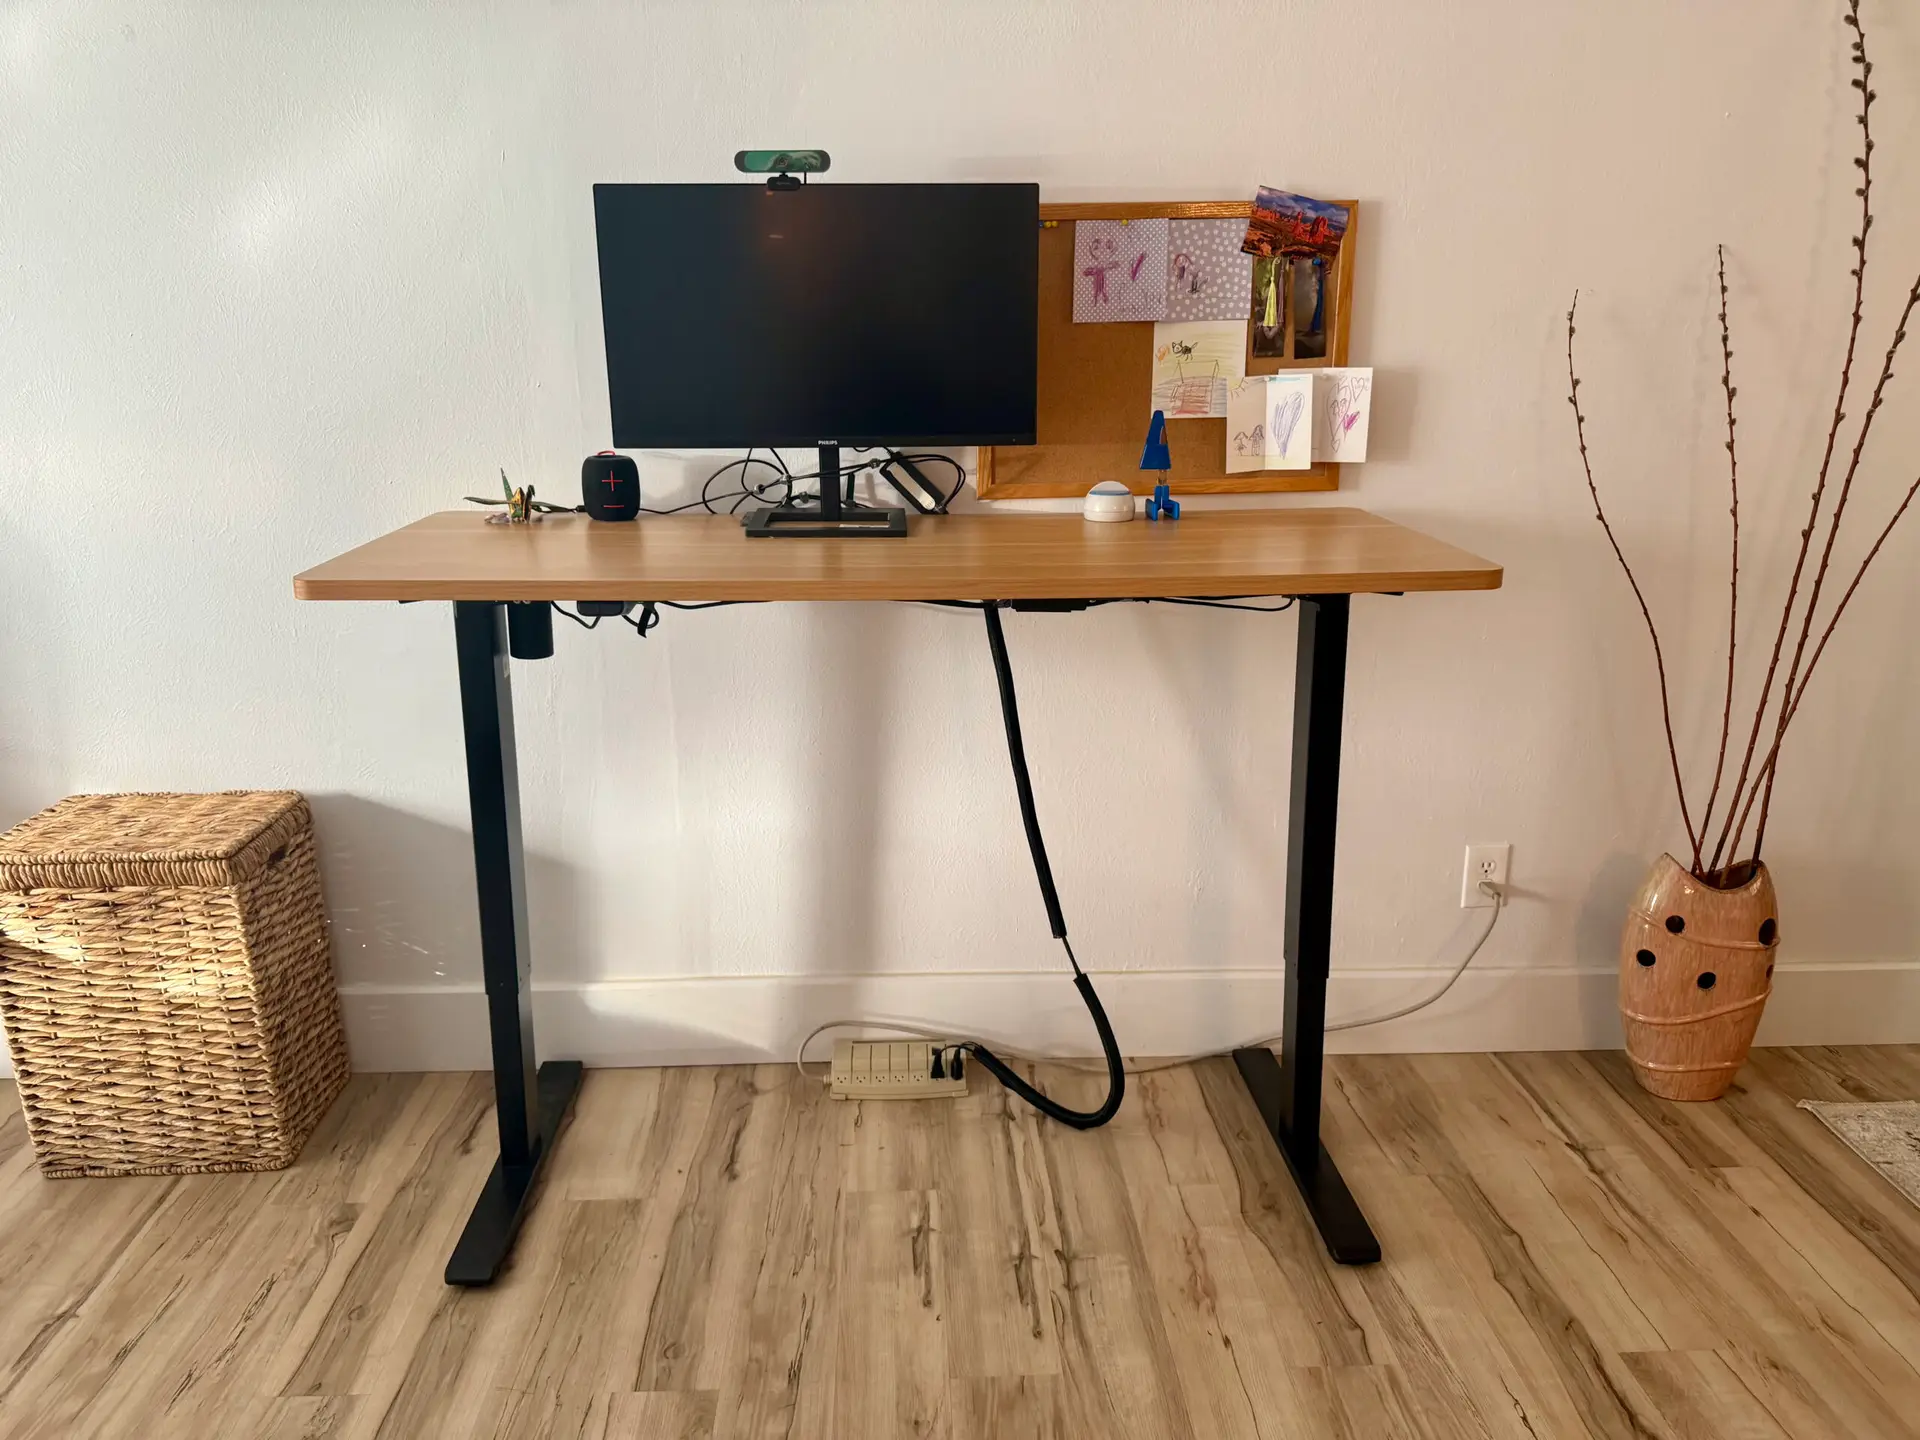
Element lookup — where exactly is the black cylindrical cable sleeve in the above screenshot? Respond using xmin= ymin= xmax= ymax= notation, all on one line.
xmin=967 ymin=975 xmax=1124 ymax=1130
xmin=983 ymin=603 xmax=1067 ymax=940
xmin=977 ymin=603 xmax=1124 ymax=1128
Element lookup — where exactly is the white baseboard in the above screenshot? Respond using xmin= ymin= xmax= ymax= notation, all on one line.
xmin=319 ymin=962 xmax=1920 ymax=1072
xmin=2 ymin=963 xmax=1911 ymax=1080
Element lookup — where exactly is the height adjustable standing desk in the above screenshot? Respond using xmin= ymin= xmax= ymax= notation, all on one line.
xmin=295 ymin=507 xmax=1501 ymax=1284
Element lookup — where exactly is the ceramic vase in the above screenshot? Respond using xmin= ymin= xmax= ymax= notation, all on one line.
xmin=1618 ymin=854 xmax=1779 ymax=1101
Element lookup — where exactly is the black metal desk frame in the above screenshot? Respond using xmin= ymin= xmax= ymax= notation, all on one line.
xmin=441 ymin=590 xmax=1377 ymax=1286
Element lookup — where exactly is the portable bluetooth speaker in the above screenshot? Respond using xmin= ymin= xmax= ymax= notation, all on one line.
xmin=582 ymin=451 xmax=640 ymax=521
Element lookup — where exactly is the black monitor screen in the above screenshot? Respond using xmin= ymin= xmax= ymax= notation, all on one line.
xmin=592 ymin=182 xmax=1038 ymax=448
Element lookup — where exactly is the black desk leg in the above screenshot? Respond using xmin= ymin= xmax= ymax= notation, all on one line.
xmin=444 ymin=600 xmax=584 ymax=1287
xmin=1232 ymin=593 xmax=1381 ymax=1265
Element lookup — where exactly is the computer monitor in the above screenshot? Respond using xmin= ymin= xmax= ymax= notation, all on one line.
xmin=591 ymin=181 xmax=1038 ymax=533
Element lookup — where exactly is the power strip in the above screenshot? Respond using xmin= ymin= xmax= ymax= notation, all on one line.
xmin=830 ymin=1039 xmax=968 ymax=1101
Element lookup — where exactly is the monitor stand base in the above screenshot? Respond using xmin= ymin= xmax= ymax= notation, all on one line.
xmin=741 ymin=441 xmax=910 ymax=537
xmin=744 ymin=504 xmax=908 ymax=537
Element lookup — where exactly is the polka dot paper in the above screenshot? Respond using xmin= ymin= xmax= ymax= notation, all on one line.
xmin=1073 ymin=218 xmax=1170 ymax=323
xmin=1165 ymin=218 xmax=1254 ymax=322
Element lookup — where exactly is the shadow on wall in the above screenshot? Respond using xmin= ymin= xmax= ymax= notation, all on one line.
xmin=307 ymin=792 xmax=587 ymax=990
xmin=1576 ymin=849 xmax=1648 ymax=973
xmin=797 ymin=603 xmax=895 ymax=978
xmin=305 ymin=792 xmax=892 ymax=1070
xmin=0 ymin=777 xmax=47 ymax=837
xmin=310 ymin=594 xmax=910 ymax=997
xmin=336 ymin=972 xmax=889 ymax=1071
xmin=1132 ymin=606 xmax=1291 ymax=969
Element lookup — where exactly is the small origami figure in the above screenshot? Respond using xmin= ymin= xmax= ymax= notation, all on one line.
xmin=502 ymin=468 xmax=536 ymax=523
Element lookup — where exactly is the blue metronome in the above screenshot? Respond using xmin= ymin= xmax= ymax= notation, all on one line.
xmin=1140 ymin=409 xmax=1178 ymax=521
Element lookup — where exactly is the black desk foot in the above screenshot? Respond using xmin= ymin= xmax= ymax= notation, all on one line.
xmin=1233 ymin=1047 xmax=1380 ymax=1266
xmin=445 ymin=1060 xmax=585 ymax=1287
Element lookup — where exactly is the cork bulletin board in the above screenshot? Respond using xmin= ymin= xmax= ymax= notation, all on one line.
xmin=975 ymin=200 xmax=1357 ymax=500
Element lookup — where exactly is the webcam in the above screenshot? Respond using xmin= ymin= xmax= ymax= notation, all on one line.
xmin=734 ymin=150 xmax=830 ymax=191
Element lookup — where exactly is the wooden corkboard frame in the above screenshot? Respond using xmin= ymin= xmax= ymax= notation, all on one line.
xmin=975 ymin=200 xmax=1357 ymax=500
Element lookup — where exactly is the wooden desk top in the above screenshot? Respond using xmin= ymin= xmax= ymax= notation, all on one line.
xmin=293 ymin=508 xmax=1501 ymax=603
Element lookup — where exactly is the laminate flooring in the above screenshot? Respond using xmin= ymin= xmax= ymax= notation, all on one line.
xmin=2 ymin=1046 xmax=1918 ymax=1438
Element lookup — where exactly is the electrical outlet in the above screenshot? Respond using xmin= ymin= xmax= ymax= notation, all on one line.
xmin=830 ymin=1039 xmax=968 ymax=1101
xmin=1461 ymin=842 xmax=1510 ymax=908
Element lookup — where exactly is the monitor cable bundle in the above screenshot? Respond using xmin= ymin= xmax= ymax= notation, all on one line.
xmin=964 ymin=602 xmax=1125 ymax=1129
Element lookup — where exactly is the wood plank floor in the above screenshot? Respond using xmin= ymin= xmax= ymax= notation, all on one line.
xmin=2 ymin=1046 xmax=1918 ymax=1438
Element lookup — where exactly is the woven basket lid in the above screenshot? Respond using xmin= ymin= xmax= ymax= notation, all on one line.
xmin=0 ymin=791 xmax=309 ymax=890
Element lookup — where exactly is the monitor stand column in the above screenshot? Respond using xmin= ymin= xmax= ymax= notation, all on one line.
xmin=743 ymin=442 xmax=909 ymax=537
xmin=819 ymin=440 xmax=844 ymax=523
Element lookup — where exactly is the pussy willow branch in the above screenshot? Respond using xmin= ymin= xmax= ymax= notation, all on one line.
xmin=1694 ymin=245 xmax=1740 ymax=865
xmin=1567 ymin=293 xmax=1701 ymax=864
xmin=1726 ymin=456 xmax=1920 ymax=861
xmin=1749 ymin=1 xmax=1890 ymax=864
xmin=1708 ymin=0 xmax=1876 ymax=875
xmin=1734 ymin=271 xmax=1920 ymax=862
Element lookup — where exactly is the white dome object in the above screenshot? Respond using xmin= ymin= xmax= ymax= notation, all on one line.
xmin=1083 ymin=481 xmax=1136 ymax=523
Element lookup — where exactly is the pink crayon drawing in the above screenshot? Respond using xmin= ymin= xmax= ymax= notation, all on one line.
xmin=1317 ymin=371 xmax=1372 ymax=461
xmin=1072 ymin=218 xmax=1171 ymax=323
xmin=1325 ymin=375 xmax=1370 ymax=456
xmin=1081 ymin=230 xmax=1120 ymax=305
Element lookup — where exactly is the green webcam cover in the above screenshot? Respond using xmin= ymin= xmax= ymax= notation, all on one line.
xmin=734 ymin=150 xmax=830 ymax=175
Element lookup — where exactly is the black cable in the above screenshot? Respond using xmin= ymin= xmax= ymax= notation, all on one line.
xmin=465 ymin=496 xmax=582 ymax=515
xmin=969 ymin=602 xmax=1124 ymax=1130
xmin=641 ymin=496 xmax=730 ymax=516
xmin=1147 ymin=596 xmax=1298 ymax=613
xmin=915 ymin=596 xmax=1296 ymax=613
xmin=480 ymin=447 xmax=958 ymax=522
xmin=985 ymin=604 xmax=1066 ymax=941
xmin=630 ymin=448 xmax=902 ymax=519
xmin=549 ymin=603 xmax=601 ymax=630
xmin=701 ymin=453 xmax=786 ymax=513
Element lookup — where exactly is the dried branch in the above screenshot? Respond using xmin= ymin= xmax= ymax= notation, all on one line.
xmin=1694 ymin=245 xmax=1740 ymax=868
xmin=1750 ymin=301 xmax=1916 ymax=867
xmin=1748 ymin=8 xmax=1896 ymax=863
xmin=1727 ymin=455 xmax=1920 ymax=862
xmin=1567 ymin=293 xmax=1700 ymax=862
xmin=1708 ymin=0 xmax=1878 ymax=874
xmin=1572 ymin=1 xmax=1913 ymax=882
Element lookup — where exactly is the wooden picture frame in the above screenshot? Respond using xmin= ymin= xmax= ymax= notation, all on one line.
xmin=975 ymin=200 xmax=1357 ymax=501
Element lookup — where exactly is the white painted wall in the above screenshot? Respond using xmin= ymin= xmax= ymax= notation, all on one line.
xmin=5 ymin=0 xmax=1920 ymax=1073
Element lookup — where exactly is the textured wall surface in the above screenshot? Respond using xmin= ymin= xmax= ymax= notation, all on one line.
xmin=4 ymin=1 xmax=1919 ymax=1068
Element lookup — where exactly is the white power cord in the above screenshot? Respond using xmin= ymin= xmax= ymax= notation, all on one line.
xmin=1326 ymin=879 xmax=1503 ymax=1032
xmin=794 ymin=880 xmax=1506 ymax=1083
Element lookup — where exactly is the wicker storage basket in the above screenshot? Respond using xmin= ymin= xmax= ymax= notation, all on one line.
xmin=0 ymin=791 xmax=349 ymax=1177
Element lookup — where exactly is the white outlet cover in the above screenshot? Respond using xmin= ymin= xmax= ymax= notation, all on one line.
xmin=1461 ymin=843 xmax=1510 ymax=908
